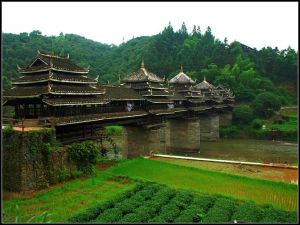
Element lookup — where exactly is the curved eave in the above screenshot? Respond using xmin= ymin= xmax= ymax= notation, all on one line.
xmin=49 ymin=91 xmax=105 ymax=95
xmin=143 ymin=94 xmax=172 ymax=97
xmin=50 ymin=78 xmax=97 ymax=84
xmin=122 ymin=79 xmax=163 ymax=83
xmin=19 ymin=67 xmax=89 ymax=74
xmin=42 ymin=99 xmax=111 ymax=106
xmin=3 ymin=95 xmax=43 ymax=98
xmin=12 ymin=79 xmax=49 ymax=84
xmin=147 ymin=100 xmax=173 ymax=104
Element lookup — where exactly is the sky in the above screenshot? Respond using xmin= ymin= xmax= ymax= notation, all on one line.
xmin=2 ymin=2 xmax=298 ymax=51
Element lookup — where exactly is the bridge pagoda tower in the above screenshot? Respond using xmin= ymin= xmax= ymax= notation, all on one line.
xmin=121 ymin=59 xmax=174 ymax=115
xmin=3 ymin=50 xmax=108 ymax=127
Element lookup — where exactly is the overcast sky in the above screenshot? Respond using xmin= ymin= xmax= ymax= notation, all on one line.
xmin=2 ymin=2 xmax=298 ymax=50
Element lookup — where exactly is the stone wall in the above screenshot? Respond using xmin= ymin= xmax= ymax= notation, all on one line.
xmin=3 ymin=127 xmax=71 ymax=192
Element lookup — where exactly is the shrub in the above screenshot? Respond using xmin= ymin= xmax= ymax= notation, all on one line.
xmin=232 ymin=201 xmax=264 ymax=222
xmin=251 ymin=119 xmax=265 ymax=129
xmin=219 ymin=125 xmax=239 ymax=138
xmin=94 ymin=208 xmax=123 ymax=222
xmin=157 ymin=203 xmax=181 ymax=222
xmin=70 ymin=170 xmax=84 ymax=179
xmin=67 ymin=141 xmax=98 ymax=174
xmin=233 ymin=105 xmax=254 ymax=125
xmin=119 ymin=213 xmax=140 ymax=223
xmin=192 ymin=195 xmax=216 ymax=212
xmin=56 ymin=167 xmax=70 ymax=182
xmin=68 ymin=203 xmax=110 ymax=222
xmin=260 ymin=206 xmax=297 ymax=223
xmin=251 ymin=92 xmax=282 ymax=119
xmin=202 ymin=197 xmax=236 ymax=223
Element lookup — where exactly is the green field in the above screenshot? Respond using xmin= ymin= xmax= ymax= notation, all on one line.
xmin=3 ymin=173 xmax=136 ymax=223
xmin=105 ymin=158 xmax=298 ymax=211
xmin=68 ymin=182 xmax=297 ymax=223
xmin=3 ymin=157 xmax=298 ymax=223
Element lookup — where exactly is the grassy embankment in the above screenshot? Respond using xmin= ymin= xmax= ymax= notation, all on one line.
xmin=3 ymin=172 xmax=136 ymax=223
xmin=105 ymin=158 xmax=297 ymax=211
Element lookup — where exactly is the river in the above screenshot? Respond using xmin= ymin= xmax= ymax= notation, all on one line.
xmin=109 ymin=132 xmax=298 ymax=163
xmin=165 ymin=138 xmax=298 ymax=164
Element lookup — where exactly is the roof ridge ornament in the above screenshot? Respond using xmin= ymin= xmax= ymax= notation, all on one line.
xmin=204 ymin=75 xmax=206 ymax=82
xmin=37 ymin=49 xmax=40 ymax=54
xmin=181 ymin=65 xmax=183 ymax=73
xmin=95 ymin=75 xmax=99 ymax=82
xmin=141 ymin=57 xmax=145 ymax=69
xmin=17 ymin=64 xmax=21 ymax=70
xmin=67 ymin=53 xmax=69 ymax=59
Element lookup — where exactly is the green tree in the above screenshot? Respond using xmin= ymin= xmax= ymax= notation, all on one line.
xmin=233 ymin=105 xmax=254 ymax=125
xmin=251 ymin=92 xmax=282 ymax=118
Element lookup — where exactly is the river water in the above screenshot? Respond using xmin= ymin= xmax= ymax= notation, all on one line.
xmin=164 ymin=139 xmax=298 ymax=164
xmin=110 ymin=133 xmax=298 ymax=163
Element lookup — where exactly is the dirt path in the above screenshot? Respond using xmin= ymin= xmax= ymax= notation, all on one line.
xmin=150 ymin=156 xmax=298 ymax=184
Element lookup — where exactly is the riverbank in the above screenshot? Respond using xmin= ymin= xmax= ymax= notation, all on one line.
xmin=150 ymin=156 xmax=298 ymax=184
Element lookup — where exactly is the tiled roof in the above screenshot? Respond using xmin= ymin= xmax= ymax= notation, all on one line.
xmin=169 ymin=71 xmax=195 ymax=84
xmin=12 ymin=72 xmax=96 ymax=84
xmin=146 ymin=97 xmax=173 ymax=104
xmin=98 ymin=85 xmax=145 ymax=100
xmin=19 ymin=51 xmax=88 ymax=73
xmin=42 ymin=97 xmax=110 ymax=106
xmin=3 ymin=86 xmax=49 ymax=97
xmin=194 ymin=80 xmax=216 ymax=90
xmin=139 ymin=89 xmax=171 ymax=96
xmin=122 ymin=68 xmax=164 ymax=83
xmin=4 ymin=83 xmax=105 ymax=98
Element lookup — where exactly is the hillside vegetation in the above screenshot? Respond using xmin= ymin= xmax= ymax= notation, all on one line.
xmin=2 ymin=22 xmax=297 ymax=105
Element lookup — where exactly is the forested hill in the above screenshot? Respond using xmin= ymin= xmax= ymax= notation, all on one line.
xmin=2 ymin=23 xmax=298 ymax=104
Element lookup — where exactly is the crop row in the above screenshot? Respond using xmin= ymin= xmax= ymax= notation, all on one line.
xmin=68 ymin=181 xmax=297 ymax=223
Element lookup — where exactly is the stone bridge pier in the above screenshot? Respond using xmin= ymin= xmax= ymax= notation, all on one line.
xmin=199 ymin=114 xmax=220 ymax=141
xmin=165 ymin=118 xmax=200 ymax=153
xmin=122 ymin=125 xmax=166 ymax=158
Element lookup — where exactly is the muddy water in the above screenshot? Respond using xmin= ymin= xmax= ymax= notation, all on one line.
xmin=165 ymin=139 xmax=298 ymax=164
xmin=109 ymin=130 xmax=298 ymax=163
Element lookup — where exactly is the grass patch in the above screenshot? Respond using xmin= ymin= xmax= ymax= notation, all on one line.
xmin=104 ymin=158 xmax=297 ymax=211
xmin=3 ymin=171 xmax=136 ymax=223
xmin=104 ymin=125 xmax=124 ymax=135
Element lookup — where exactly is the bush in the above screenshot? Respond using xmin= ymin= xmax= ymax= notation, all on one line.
xmin=94 ymin=208 xmax=123 ymax=222
xmin=251 ymin=119 xmax=265 ymax=129
xmin=202 ymin=198 xmax=236 ymax=223
xmin=232 ymin=201 xmax=264 ymax=222
xmin=67 ymin=141 xmax=98 ymax=174
xmin=56 ymin=167 xmax=70 ymax=182
xmin=70 ymin=170 xmax=84 ymax=179
xmin=251 ymin=92 xmax=282 ymax=119
xmin=260 ymin=206 xmax=297 ymax=223
xmin=220 ymin=125 xmax=239 ymax=138
xmin=233 ymin=105 xmax=254 ymax=125
xmin=192 ymin=195 xmax=216 ymax=212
